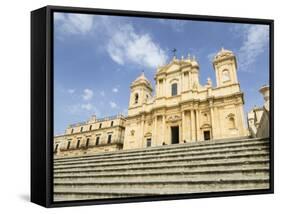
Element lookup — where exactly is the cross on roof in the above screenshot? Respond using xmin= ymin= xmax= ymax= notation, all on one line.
xmin=172 ymin=48 xmax=177 ymax=57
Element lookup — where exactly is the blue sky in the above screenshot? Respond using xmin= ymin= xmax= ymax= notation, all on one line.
xmin=54 ymin=12 xmax=269 ymax=135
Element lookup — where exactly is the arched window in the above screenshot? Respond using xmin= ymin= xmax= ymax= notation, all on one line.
xmin=171 ymin=83 xmax=178 ymax=96
xmin=228 ymin=117 xmax=235 ymax=129
xmin=134 ymin=93 xmax=139 ymax=104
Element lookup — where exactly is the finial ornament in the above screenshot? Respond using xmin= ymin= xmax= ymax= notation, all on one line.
xmin=187 ymin=53 xmax=191 ymax=59
xmin=207 ymin=77 xmax=212 ymax=87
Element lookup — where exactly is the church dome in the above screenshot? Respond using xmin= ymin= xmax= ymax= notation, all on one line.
xmin=131 ymin=72 xmax=152 ymax=89
xmin=213 ymin=47 xmax=235 ymax=61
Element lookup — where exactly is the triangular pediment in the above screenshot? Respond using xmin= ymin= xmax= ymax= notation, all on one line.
xmin=162 ymin=61 xmax=181 ymax=73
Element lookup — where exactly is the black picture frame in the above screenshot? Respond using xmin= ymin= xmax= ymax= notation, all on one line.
xmin=31 ymin=5 xmax=274 ymax=208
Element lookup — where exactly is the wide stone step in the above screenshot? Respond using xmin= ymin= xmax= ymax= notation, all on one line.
xmin=54 ymin=168 xmax=269 ymax=183
xmin=54 ymin=180 xmax=269 ymax=202
xmin=54 ymin=178 xmax=269 ymax=195
xmin=54 ymin=142 xmax=268 ymax=166
xmin=55 ymin=138 xmax=267 ymax=163
xmin=53 ymin=191 xmax=155 ymax=201
xmin=54 ymin=156 xmax=269 ymax=174
xmin=54 ymin=151 xmax=269 ymax=170
xmin=54 ymin=159 xmax=269 ymax=175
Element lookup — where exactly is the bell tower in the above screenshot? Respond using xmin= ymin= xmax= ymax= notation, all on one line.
xmin=129 ymin=72 xmax=153 ymax=109
xmin=213 ymin=48 xmax=238 ymax=87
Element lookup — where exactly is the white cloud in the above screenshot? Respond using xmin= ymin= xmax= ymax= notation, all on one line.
xmin=67 ymin=103 xmax=99 ymax=115
xmin=67 ymin=89 xmax=75 ymax=94
xmin=54 ymin=13 xmax=65 ymax=22
xmin=236 ymin=25 xmax=269 ymax=71
xmin=54 ymin=14 xmax=167 ymax=69
xmin=109 ymin=101 xmax=118 ymax=109
xmin=81 ymin=103 xmax=93 ymax=111
xmin=82 ymin=89 xmax=93 ymax=101
xmin=112 ymin=88 xmax=119 ymax=93
xmin=106 ymin=24 xmax=168 ymax=68
xmin=54 ymin=13 xmax=93 ymax=35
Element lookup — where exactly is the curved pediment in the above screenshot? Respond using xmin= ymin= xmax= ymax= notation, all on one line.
xmin=144 ymin=132 xmax=152 ymax=137
xmin=167 ymin=115 xmax=181 ymax=122
xmin=200 ymin=123 xmax=211 ymax=129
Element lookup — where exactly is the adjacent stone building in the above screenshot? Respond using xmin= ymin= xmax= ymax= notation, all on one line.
xmin=248 ymin=85 xmax=270 ymax=138
xmin=54 ymin=114 xmax=126 ymax=157
xmin=123 ymin=48 xmax=248 ymax=150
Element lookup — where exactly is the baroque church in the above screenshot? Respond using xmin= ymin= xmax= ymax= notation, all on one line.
xmin=54 ymin=48 xmax=249 ymax=157
xmin=123 ymin=48 xmax=248 ymax=150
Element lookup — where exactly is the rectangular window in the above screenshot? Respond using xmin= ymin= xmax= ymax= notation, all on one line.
xmin=111 ymin=121 xmax=114 ymax=127
xmin=96 ymin=136 xmax=100 ymax=145
xmin=54 ymin=144 xmax=58 ymax=152
xmin=80 ymin=127 xmax=83 ymax=132
xmin=71 ymin=129 xmax=74 ymax=134
xmin=67 ymin=141 xmax=71 ymax=149
xmin=89 ymin=125 xmax=92 ymax=130
xmin=146 ymin=138 xmax=151 ymax=147
xmin=76 ymin=139 xmax=80 ymax=148
xmin=99 ymin=123 xmax=102 ymax=129
xmin=171 ymin=83 xmax=177 ymax=96
xmin=107 ymin=134 xmax=112 ymax=144
xmin=86 ymin=138 xmax=90 ymax=148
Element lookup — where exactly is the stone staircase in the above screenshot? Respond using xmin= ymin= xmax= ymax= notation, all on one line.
xmin=53 ymin=137 xmax=270 ymax=201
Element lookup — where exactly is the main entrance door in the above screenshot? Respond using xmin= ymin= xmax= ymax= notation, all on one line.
xmin=203 ymin=130 xmax=211 ymax=140
xmin=171 ymin=126 xmax=179 ymax=144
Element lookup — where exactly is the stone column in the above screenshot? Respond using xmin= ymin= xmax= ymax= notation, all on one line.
xmin=163 ymin=79 xmax=166 ymax=97
xmin=181 ymin=111 xmax=185 ymax=142
xmin=195 ymin=109 xmax=200 ymax=141
xmin=214 ymin=107 xmax=221 ymax=138
xmin=153 ymin=115 xmax=157 ymax=146
xmin=210 ymin=107 xmax=215 ymax=139
xmin=140 ymin=116 xmax=144 ymax=148
xmin=162 ymin=115 xmax=165 ymax=144
xmin=237 ymin=104 xmax=245 ymax=136
xmin=188 ymin=71 xmax=192 ymax=89
xmin=191 ymin=110 xmax=196 ymax=141
xmin=156 ymin=80 xmax=159 ymax=97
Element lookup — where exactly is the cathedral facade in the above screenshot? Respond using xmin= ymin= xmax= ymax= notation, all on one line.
xmin=123 ymin=48 xmax=248 ymax=150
